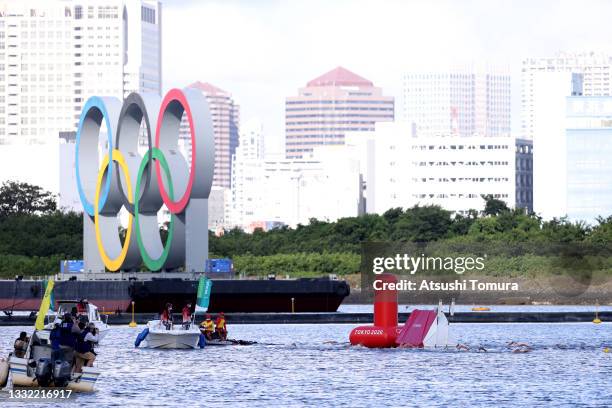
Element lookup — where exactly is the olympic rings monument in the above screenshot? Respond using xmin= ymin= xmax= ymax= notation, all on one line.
xmin=75 ymin=89 xmax=214 ymax=273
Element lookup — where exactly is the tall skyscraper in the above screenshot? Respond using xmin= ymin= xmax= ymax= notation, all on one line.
xmin=0 ymin=0 xmax=161 ymax=145
xmin=184 ymin=81 xmax=239 ymax=189
xmin=228 ymin=119 xmax=264 ymax=227
xmin=285 ymin=66 xmax=394 ymax=159
xmin=531 ymin=71 xmax=582 ymax=220
xmin=521 ymin=51 xmax=612 ymax=139
xmin=234 ymin=118 xmax=264 ymax=162
xmin=402 ymin=67 xmax=511 ymax=138
xmin=534 ymin=94 xmax=612 ymax=223
xmin=0 ymin=0 xmax=161 ymax=193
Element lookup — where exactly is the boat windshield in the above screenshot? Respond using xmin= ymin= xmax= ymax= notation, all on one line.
xmin=56 ymin=302 xmax=89 ymax=322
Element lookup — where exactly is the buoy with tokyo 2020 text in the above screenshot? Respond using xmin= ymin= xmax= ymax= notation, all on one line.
xmin=349 ymin=273 xmax=453 ymax=349
xmin=349 ymin=273 xmax=400 ymax=348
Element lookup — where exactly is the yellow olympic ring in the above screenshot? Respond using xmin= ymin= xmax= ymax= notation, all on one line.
xmin=94 ymin=149 xmax=133 ymax=271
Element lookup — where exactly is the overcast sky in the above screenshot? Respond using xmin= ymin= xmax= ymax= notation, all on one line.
xmin=162 ymin=0 xmax=612 ymax=154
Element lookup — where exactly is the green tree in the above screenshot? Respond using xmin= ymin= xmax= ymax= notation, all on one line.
xmin=450 ymin=209 xmax=479 ymax=236
xmin=589 ymin=215 xmax=612 ymax=245
xmin=0 ymin=181 xmax=57 ymax=218
xmin=541 ymin=217 xmax=589 ymax=243
xmin=390 ymin=205 xmax=452 ymax=242
xmin=482 ymin=194 xmax=509 ymax=216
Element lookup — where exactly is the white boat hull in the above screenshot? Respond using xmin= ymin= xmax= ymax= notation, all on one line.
xmin=143 ymin=321 xmax=201 ymax=349
xmin=144 ymin=332 xmax=200 ymax=349
xmin=9 ymin=357 xmax=101 ymax=393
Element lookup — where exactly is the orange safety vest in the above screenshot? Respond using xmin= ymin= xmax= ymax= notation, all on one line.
xmin=215 ymin=317 xmax=226 ymax=330
xmin=201 ymin=319 xmax=214 ymax=332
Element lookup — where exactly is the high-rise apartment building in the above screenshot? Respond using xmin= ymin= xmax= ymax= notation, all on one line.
xmin=228 ymin=119 xmax=264 ymax=227
xmin=183 ymin=81 xmax=239 ymax=189
xmin=0 ymin=0 xmax=161 ymax=145
xmin=0 ymin=0 xmax=161 ymax=193
xmin=402 ymin=67 xmax=511 ymax=138
xmin=521 ymin=51 xmax=612 ymax=139
xmin=346 ymin=123 xmax=522 ymax=215
xmin=285 ymin=66 xmax=394 ymax=159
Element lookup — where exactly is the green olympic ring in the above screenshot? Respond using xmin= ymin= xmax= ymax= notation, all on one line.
xmin=134 ymin=147 xmax=175 ymax=271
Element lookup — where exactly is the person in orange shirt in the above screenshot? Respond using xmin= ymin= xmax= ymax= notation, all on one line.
xmin=215 ymin=312 xmax=227 ymax=340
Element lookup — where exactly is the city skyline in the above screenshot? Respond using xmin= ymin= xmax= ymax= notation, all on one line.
xmin=0 ymin=0 xmax=610 ymax=226
xmin=163 ymin=0 xmax=612 ymax=154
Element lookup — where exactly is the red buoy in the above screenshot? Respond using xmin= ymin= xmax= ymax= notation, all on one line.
xmin=349 ymin=273 xmax=399 ymax=348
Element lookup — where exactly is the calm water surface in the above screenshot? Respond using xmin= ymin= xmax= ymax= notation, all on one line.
xmin=0 ymin=320 xmax=611 ymax=407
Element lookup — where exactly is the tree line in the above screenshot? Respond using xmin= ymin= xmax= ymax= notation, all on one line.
xmin=1 ymin=182 xmax=612 ymax=277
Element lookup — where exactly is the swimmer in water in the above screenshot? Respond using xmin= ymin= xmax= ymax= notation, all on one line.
xmin=507 ymin=341 xmax=531 ymax=348
xmin=507 ymin=341 xmax=532 ymax=353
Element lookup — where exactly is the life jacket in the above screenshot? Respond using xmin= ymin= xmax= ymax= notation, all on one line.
xmin=59 ymin=322 xmax=75 ymax=347
xmin=161 ymin=310 xmax=170 ymax=322
xmin=76 ymin=329 xmax=93 ymax=354
xmin=50 ymin=327 xmax=61 ymax=350
xmin=215 ymin=317 xmax=226 ymax=330
xmin=201 ymin=319 xmax=214 ymax=332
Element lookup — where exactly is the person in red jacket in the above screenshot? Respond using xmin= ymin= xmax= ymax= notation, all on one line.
xmin=182 ymin=303 xmax=192 ymax=328
xmin=160 ymin=303 xmax=173 ymax=329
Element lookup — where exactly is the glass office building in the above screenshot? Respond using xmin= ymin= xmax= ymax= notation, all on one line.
xmin=566 ymin=96 xmax=612 ymax=222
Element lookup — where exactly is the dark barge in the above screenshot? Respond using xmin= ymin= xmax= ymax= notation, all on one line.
xmin=0 ymin=273 xmax=350 ymax=314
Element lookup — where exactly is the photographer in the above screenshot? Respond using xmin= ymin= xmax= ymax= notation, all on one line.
xmin=74 ymin=322 xmax=99 ymax=373
xmin=13 ymin=331 xmax=29 ymax=358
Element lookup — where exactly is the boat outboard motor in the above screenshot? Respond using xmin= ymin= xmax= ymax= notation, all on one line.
xmin=34 ymin=358 xmax=53 ymax=387
xmin=52 ymin=360 xmax=72 ymax=387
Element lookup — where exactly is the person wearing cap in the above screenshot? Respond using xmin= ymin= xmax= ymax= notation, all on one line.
xmin=200 ymin=314 xmax=215 ymax=340
xmin=215 ymin=312 xmax=227 ymax=340
xmin=182 ymin=302 xmax=192 ymax=328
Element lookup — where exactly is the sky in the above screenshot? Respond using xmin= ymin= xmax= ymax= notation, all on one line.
xmin=162 ymin=0 xmax=612 ymax=155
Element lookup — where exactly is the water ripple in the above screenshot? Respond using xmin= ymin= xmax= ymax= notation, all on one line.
xmin=0 ymin=322 xmax=610 ymax=407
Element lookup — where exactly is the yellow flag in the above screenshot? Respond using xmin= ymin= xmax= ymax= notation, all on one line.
xmin=35 ymin=279 xmax=54 ymax=330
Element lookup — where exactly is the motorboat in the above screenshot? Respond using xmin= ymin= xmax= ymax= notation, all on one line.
xmin=46 ymin=300 xmax=110 ymax=342
xmin=136 ymin=320 xmax=201 ymax=349
xmin=7 ymin=329 xmax=101 ymax=392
